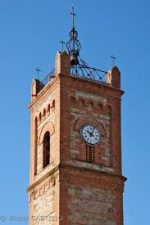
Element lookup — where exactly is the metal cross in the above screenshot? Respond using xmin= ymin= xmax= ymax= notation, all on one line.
xmin=60 ymin=40 xmax=66 ymax=51
xmin=110 ymin=55 xmax=117 ymax=67
xmin=35 ymin=67 xmax=41 ymax=79
xmin=70 ymin=6 xmax=76 ymax=28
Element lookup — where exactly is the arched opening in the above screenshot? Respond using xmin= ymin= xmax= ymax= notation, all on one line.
xmin=43 ymin=131 xmax=50 ymax=168
xmin=43 ymin=108 xmax=46 ymax=117
xmin=47 ymin=104 xmax=50 ymax=114
xmin=39 ymin=112 xmax=42 ymax=122
xmin=52 ymin=100 xmax=55 ymax=109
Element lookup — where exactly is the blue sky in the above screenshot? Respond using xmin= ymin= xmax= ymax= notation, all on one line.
xmin=0 ymin=0 xmax=150 ymax=224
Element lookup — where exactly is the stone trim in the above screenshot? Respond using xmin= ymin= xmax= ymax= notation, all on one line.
xmin=39 ymin=121 xmax=55 ymax=145
xmin=27 ymin=165 xmax=59 ymax=193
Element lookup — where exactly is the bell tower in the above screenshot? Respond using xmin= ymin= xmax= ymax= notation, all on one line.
xmin=27 ymin=8 xmax=126 ymax=225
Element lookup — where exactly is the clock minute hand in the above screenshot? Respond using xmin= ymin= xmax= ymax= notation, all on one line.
xmin=91 ymin=127 xmax=95 ymax=136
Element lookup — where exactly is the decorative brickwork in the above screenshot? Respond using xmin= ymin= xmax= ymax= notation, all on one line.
xmin=74 ymin=115 xmax=107 ymax=137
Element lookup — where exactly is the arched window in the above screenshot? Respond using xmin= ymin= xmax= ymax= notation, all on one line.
xmin=39 ymin=112 xmax=42 ymax=122
xmin=47 ymin=104 xmax=50 ymax=114
xmin=43 ymin=108 xmax=46 ymax=117
xmin=52 ymin=100 xmax=55 ymax=109
xmin=43 ymin=131 xmax=50 ymax=168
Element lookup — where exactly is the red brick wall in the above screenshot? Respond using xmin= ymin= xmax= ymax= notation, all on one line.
xmin=58 ymin=74 xmax=125 ymax=225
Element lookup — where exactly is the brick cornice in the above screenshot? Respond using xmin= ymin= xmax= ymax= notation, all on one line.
xmin=60 ymin=162 xmax=127 ymax=182
xmin=59 ymin=73 xmax=124 ymax=98
xmin=27 ymin=161 xmax=127 ymax=194
xmin=60 ymin=162 xmax=127 ymax=194
xmin=27 ymin=165 xmax=59 ymax=193
xmin=29 ymin=73 xmax=124 ymax=112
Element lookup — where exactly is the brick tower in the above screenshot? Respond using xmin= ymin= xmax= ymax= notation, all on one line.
xmin=27 ymin=8 xmax=126 ymax=225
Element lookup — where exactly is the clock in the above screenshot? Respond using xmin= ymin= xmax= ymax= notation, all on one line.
xmin=80 ymin=124 xmax=100 ymax=145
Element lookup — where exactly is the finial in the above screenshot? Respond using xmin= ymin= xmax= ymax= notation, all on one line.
xmin=35 ymin=67 xmax=41 ymax=79
xmin=110 ymin=55 xmax=117 ymax=67
xmin=67 ymin=7 xmax=81 ymax=66
xmin=70 ymin=6 xmax=76 ymax=28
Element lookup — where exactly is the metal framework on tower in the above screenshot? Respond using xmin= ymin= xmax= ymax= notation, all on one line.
xmin=65 ymin=7 xmax=107 ymax=82
xmin=42 ymin=7 xmax=108 ymax=85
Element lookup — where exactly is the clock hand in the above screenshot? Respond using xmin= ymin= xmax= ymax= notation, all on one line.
xmin=86 ymin=130 xmax=92 ymax=136
xmin=91 ymin=127 xmax=95 ymax=136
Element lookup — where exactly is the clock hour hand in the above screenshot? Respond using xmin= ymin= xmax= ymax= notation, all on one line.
xmin=86 ymin=130 xmax=92 ymax=136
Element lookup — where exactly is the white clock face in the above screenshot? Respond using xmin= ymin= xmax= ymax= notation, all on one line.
xmin=80 ymin=124 xmax=100 ymax=145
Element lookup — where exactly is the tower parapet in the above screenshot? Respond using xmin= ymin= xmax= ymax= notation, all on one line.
xmin=106 ymin=66 xmax=121 ymax=89
xmin=55 ymin=51 xmax=70 ymax=76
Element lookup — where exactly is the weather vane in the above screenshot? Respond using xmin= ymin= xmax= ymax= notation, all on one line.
xmin=110 ymin=55 xmax=117 ymax=67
